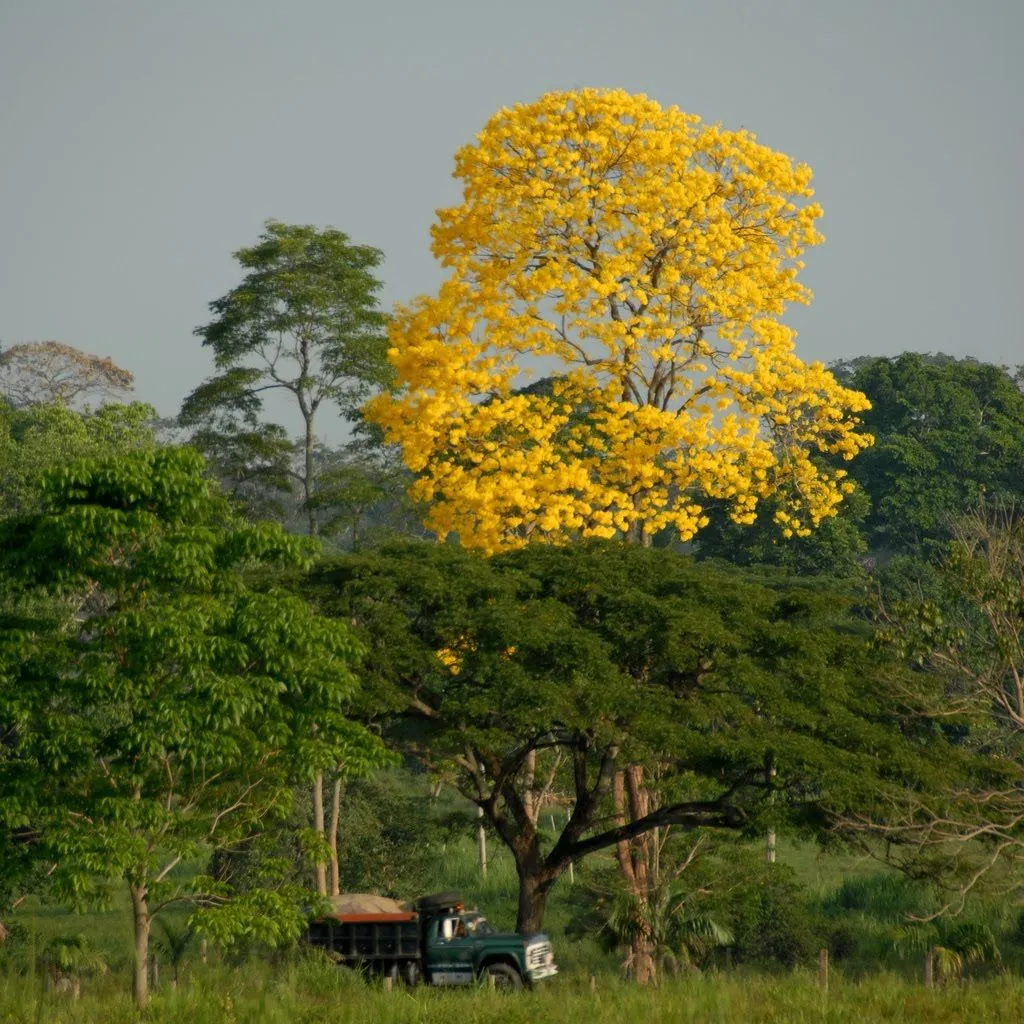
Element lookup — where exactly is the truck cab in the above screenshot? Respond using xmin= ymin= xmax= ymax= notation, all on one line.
xmin=417 ymin=894 xmax=557 ymax=988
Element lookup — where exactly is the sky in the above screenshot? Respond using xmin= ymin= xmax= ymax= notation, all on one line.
xmin=1 ymin=0 xmax=1021 ymax=440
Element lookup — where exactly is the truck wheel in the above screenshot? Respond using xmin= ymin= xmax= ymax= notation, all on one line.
xmin=403 ymin=962 xmax=420 ymax=987
xmin=480 ymin=963 xmax=524 ymax=990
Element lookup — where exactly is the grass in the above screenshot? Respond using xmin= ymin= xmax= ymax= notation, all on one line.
xmin=6 ymin=802 xmax=1023 ymax=1020
xmin=1 ymin=961 xmax=1023 ymax=1023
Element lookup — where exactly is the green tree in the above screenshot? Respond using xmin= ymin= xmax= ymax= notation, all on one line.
xmin=857 ymin=501 xmax=1024 ymax=909
xmin=693 ymin=487 xmax=870 ymax=578
xmin=0 ymin=447 xmax=389 ymax=1008
xmin=179 ymin=220 xmax=392 ymax=895
xmin=308 ymin=541 xmax=961 ymax=934
xmin=308 ymin=422 xmax=427 ymax=549
xmin=834 ymin=353 xmax=1024 ymax=556
xmin=0 ymin=399 xmax=157 ymax=517
xmin=179 ymin=220 xmax=390 ymax=537
xmin=599 ymin=875 xmax=733 ymax=982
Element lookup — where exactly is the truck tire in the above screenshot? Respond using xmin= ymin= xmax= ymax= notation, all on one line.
xmin=403 ymin=962 xmax=420 ymax=987
xmin=480 ymin=962 xmax=524 ymax=990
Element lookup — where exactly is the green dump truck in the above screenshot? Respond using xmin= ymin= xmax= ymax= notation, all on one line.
xmin=307 ymin=891 xmax=557 ymax=989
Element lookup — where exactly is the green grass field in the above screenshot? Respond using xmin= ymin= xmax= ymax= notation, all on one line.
xmin=5 ymin=814 xmax=1023 ymax=1021
xmin=1 ymin=962 xmax=1023 ymax=1024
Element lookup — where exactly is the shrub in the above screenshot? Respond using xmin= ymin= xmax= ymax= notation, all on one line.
xmin=726 ymin=864 xmax=822 ymax=970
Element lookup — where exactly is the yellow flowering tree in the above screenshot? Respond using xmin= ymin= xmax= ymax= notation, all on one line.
xmin=369 ymin=89 xmax=872 ymax=552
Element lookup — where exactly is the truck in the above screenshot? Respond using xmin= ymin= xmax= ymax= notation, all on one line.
xmin=306 ymin=891 xmax=558 ymax=989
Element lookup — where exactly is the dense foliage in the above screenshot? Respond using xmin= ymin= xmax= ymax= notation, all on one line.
xmin=3 ymin=87 xmax=1023 ymax=1012
xmin=369 ymin=88 xmax=871 ymax=552
xmin=0 ymin=447 xmax=388 ymax=1005
xmin=308 ymin=540 xmax=967 ymax=932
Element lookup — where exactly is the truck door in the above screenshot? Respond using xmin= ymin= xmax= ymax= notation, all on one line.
xmin=425 ymin=916 xmax=474 ymax=985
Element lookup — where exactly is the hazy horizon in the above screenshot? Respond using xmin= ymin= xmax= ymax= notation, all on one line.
xmin=2 ymin=0 xmax=1020 ymax=440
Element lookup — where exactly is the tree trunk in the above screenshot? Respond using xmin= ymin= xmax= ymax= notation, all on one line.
xmin=301 ymin=395 xmax=325 ymax=892
xmin=303 ymin=409 xmax=318 ymax=538
xmin=329 ymin=775 xmax=343 ymax=898
xmin=629 ymin=932 xmax=658 ymax=985
xmin=614 ymin=766 xmax=658 ymax=986
xmin=515 ymin=867 xmax=557 ymax=935
xmin=129 ymin=884 xmax=151 ymax=1009
xmin=522 ymin=750 xmax=537 ymax=825
xmin=313 ymin=771 xmax=328 ymax=896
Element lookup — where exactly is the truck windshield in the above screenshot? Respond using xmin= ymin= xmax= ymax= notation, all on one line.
xmin=463 ymin=913 xmax=496 ymax=936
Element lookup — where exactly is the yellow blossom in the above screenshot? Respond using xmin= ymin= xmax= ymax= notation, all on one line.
xmin=367 ymin=89 xmax=872 ymax=553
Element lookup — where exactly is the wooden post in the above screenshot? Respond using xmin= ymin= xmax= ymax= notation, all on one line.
xmin=589 ymin=974 xmax=597 ymax=992
xmin=200 ymin=938 xmax=208 ymax=964
xmin=818 ymin=948 xmax=828 ymax=991
xmin=924 ymin=947 xmax=935 ymax=988
xmin=150 ymin=952 xmax=159 ymax=990
xmin=488 ymin=973 xmax=496 ymax=990
xmin=383 ymin=975 xmax=393 ymax=993
xmin=477 ymin=806 xmax=488 ymax=878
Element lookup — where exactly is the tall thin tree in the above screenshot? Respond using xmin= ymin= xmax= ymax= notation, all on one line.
xmin=181 ymin=220 xmax=390 ymax=536
xmin=181 ymin=220 xmax=391 ymax=894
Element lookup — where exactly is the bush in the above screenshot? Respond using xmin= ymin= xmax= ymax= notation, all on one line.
xmin=824 ymin=872 xmax=934 ymax=923
xmin=726 ymin=864 xmax=822 ymax=970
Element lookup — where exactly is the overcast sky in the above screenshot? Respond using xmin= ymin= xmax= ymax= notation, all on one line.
xmin=2 ymin=0 xmax=1020 ymax=439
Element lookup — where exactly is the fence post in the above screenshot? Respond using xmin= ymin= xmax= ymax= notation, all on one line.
xmin=818 ymin=948 xmax=828 ymax=991
xmin=589 ymin=974 xmax=597 ymax=992
xmin=477 ymin=806 xmax=488 ymax=878
xmin=924 ymin=947 xmax=935 ymax=989
xmin=383 ymin=975 xmax=393 ymax=993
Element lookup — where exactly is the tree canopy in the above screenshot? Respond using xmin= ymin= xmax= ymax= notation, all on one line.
xmin=0 ymin=447 xmax=389 ymax=1007
xmin=0 ymin=341 xmax=134 ymax=409
xmin=309 ymin=540 xmax=964 ymax=932
xmin=837 ymin=354 xmax=1024 ymax=555
xmin=180 ymin=220 xmax=391 ymax=536
xmin=0 ymin=399 xmax=158 ymax=517
xmin=369 ymin=89 xmax=872 ymax=552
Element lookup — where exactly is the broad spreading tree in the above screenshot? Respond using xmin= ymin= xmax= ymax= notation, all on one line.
xmin=0 ymin=448 xmax=388 ymax=1007
xmin=368 ymin=89 xmax=872 ymax=552
xmin=309 ymin=541 xmax=963 ymax=934
xmin=0 ymin=341 xmax=134 ymax=409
